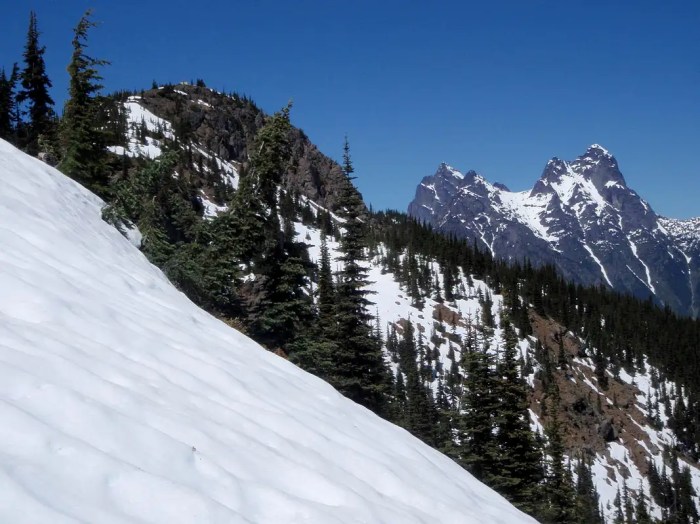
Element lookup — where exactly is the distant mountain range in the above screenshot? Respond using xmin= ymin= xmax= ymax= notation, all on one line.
xmin=408 ymin=145 xmax=700 ymax=317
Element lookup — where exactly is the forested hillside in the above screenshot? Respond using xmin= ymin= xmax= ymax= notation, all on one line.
xmin=2 ymin=10 xmax=700 ymax=523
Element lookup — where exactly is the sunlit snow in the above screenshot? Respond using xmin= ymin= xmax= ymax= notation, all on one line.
xmin=0 ymin=139 xmax=535 ymax=523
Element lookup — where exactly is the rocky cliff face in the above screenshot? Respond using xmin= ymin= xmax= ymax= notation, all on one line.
xmin=408 ymin=145 xmax=700 ymax=317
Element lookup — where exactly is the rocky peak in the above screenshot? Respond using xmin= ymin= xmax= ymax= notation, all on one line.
xmin=408 ymin=144 xmax=700 ymax=318
xmin=435 ymin=162 xmax=464 ymax=180
xmin=530 ymin=157 xmax=569 ymax=196
xmin=571 ymin=143 xmax=627 ymax=191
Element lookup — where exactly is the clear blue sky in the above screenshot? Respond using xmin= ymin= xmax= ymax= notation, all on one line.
xmin=2 ymin=1 xmax=699 ymax=218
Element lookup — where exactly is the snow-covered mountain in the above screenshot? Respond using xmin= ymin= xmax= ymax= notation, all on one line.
xmin=0 ymin=139 xmax=535 ymax=522
xmin=99 ymin=89 xmax=700 ymax=520
xmin=408 ymin=145 xmax=700 ymax=318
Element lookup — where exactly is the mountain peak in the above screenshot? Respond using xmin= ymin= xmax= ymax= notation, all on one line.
xmin=575 ymin=143 xmax=617 ymax=167
xmin=531 ymin=157 xmax=570 ymax=196
xmin=436 ymin=162 xmax=464 ymax=180
xmin=572 ymin=143 xmax=625 ymax=188
xmin=587 ymin=143 xmax=612 ymax=156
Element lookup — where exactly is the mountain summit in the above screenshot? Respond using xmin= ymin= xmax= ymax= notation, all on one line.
xmin=408 ymin=145 xmax=700 ymax=317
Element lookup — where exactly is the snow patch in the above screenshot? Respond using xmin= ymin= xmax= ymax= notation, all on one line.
xmin=0 ymin=138 xmax=535 ymax=523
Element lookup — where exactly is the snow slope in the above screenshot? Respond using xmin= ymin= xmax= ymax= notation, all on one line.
xmin=0 ymin=139 xmax=534 ymax=523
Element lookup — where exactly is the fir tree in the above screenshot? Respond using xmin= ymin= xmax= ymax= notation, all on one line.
xmin=17 ymin=11 xmax=55 ymax=154
xmin=235 ymin=104 xmax=314 ymax=350
xmin=491 ymin=318 xmax=544 ymax=514
xmin=60 ymin=10 xmax=110 ymax=193
xmin=331 ymin=138 xmax=389 ymax=414
xmin=397 ymin=320 xmax=437 ymax=444
xmin=634 ymin=480 xmax=652 ymax=524
xmin=574 ymin=454 xmax=604 ymax=524
xmin=541 ymin=396 xmax=577 ymax=522
xmin=265 ymin=225 xmax=315 ymax=349
xmin=0 ymin=64 xmax=19 ymax=141
xmin=317 ymin=232 xmax=335 ymax=329
xmin=458 ymin=336 xmax=499 ymax=482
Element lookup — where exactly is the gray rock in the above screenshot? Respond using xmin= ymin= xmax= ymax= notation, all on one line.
xmin=408 ymin=145 xmax=700 ymax=317
xmin=599 ymin=418 xmax=618 ymax=442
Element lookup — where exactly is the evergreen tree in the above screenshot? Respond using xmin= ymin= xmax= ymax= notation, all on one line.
xmin=0 ymin=64 xmax=20 ymax=141
xmin=60 ymin=10 xmax=110 ymax=193
xmin=541 ymin=398 xmax=577 ymax=522
xmin=491 ymin=318 xmax=544 ymax=514
xmin=331 ymin=138 xmax=389 ymax=414
xmin=613 ymin=487 xmax=624 ymax=524
xmin=317 ymin=232 xmax=335 ymax=329
xmin=574 ymin=454 xmax=604 ymax=524
xmin=234 ymin=104 xmax=314 ymax=350
xmin=290 ymin=229 xmax=338 ymax=379
xmin=458 ymin=336 xmax=499 ymax=482
xmin=17 ymin=11 xmax=55 ymax=154
xmin=396 ymin=320 xmax=436 ymax=443
xmin=594 ymin=348 xmax=609 ymax=390
xmin=634 ymin=481 xmax=652 ymax=524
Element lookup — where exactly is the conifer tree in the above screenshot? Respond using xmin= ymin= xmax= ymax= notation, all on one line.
xmin=60 ymin=10 xmax=110 ymax=192
xmin=289 ymin=228 xmax=338 ymax=378
xmin=250 ymin=218 xmax=313 ymax=348
xmin=331 ymin=138 xmax=389 ymax=414
xmin=397 ymin=320 xmax=436 ymax=444
xmin=613 ymin=487 xmax=624 ymax=524
xmin=541 ymin=395 xmax=577 ymax=522
xmin=317 ymin=232 xmax=335 ymax=329
xmin=458 ymin=336 xmax=499 ymax=482
xmin=0 ymin=65 xmax=19 ymax=141
xmin=491 ymin=318 xmax=544 ymax=514
xmin=574 ymin=454 xmax=604 ymax=523
xmin=634 ymin=481 xmax=652 ymax=524
xmin=233 ymin=104 xmax=314 ymax=350
xmin=17 ymin=11 xmax=55 ymax=154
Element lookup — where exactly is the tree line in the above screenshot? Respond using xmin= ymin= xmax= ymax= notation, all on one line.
xmin=1 ymin=9 xmax=111 ymax=194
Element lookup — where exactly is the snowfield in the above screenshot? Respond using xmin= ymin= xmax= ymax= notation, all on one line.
xmin=0 ymin=138 xmax=534 ymax=523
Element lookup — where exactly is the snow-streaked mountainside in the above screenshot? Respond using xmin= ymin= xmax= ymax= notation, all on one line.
xmin=298 ymin=222 xmax=700 ymax=523
xmin=99 ymin=89 xmax=700 ymax=521
xmin=0 ymin=139 xmax=535 ymax=522
xmin=408 ymin=145 xmax=700 ymax=318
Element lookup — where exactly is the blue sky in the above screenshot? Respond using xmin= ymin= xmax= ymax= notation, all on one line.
xmin=2 ymin=1 xmax=699 ymax=218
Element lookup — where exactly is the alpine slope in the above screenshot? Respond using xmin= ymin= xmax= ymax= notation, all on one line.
xmin=0 ymin=138 xmax=535 ymax=523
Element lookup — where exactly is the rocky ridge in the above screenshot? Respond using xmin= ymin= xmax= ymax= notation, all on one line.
xmin=408 ymin=145 xmax=700 ymax=317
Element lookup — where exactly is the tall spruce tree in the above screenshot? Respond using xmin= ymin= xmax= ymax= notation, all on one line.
xmin=250 ymin=215 xmax=314 ymax=350
xmin=331 ymin=138 xmax=389 ymax=414
xmin=574 ymin=454 xmax=604 ymax=523
xmin=458 ymin=334 xmax=499 ymax=482
xmin=288 ymin=230 xmax=337 ymax=379
xmin=491 ymin=318 xmax=544 ymax=514
xmin=232 ymin=104 xmax=314 ymax=350
xmin=0 ymin=65 xmax=19 ymax=141
xmin=17 ymin=11 xmax=55 ymax=155
xmin=60 ymin=10 xmax=109 ymax=193
xmin=317 ymin=232 xmax=335 ymax=329
xmin=541 ymin=396 xmax=577 ymax=522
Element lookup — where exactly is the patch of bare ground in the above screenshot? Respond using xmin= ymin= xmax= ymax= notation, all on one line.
xmin=530 ymin=312 xmax=662 ymax=478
